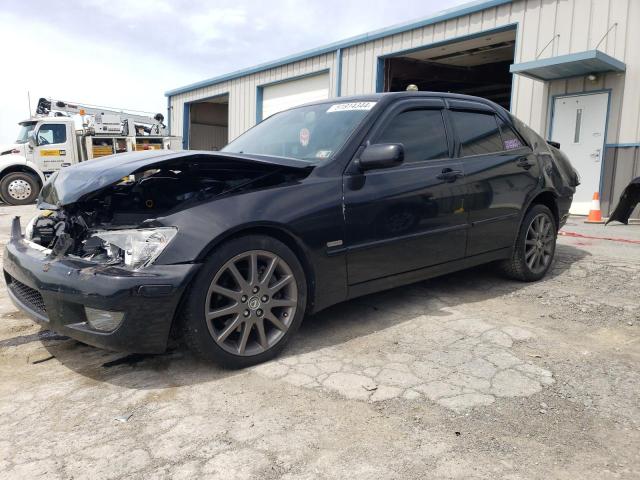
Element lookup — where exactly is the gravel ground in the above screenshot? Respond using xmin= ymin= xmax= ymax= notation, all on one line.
xmin=0 ymin=205 xmax=638 ymax=479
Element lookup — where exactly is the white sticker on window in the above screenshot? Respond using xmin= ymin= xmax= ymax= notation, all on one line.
xmin=327 ymin=102 xmax=377 ymax=113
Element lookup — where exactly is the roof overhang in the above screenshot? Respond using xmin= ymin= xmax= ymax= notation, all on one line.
xmin=509 ymin=49 xmax=625 ymax=81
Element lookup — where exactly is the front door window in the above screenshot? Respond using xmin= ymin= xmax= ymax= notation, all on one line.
xmin=37 ymin=124 xmax=67 ymax=145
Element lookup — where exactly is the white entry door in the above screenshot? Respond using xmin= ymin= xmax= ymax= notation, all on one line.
xmin=550 ymin=92 xmax=608 ymax=215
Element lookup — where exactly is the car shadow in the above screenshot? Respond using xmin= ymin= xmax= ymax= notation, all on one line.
xmin=38 ymin=243 xmax=589 ymax=389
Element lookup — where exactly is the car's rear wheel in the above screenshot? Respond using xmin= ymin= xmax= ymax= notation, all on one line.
xmin=0 ymin=172 xmax=39 ymax=205
xmin=182 ymin=235 xmax=307 ymax=367
xmin=499 ymin=204 xmax=557 ymax=281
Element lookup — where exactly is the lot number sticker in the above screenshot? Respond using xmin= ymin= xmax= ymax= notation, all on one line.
xmin=327 ymin=102 xmax=377 ymax=113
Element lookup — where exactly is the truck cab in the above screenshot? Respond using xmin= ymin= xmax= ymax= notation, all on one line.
xmin=25 ymin=118 xmax=78 ymax=171
xmin=0 ymin=98 xmax=179 ymax=205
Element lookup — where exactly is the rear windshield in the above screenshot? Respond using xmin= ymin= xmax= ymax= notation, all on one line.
xmin=222 ymin=101 xmax=377 ymax=162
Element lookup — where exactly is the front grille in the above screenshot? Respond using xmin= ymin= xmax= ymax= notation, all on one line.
xmin=6 ymin=275 xmax=47 ymax=316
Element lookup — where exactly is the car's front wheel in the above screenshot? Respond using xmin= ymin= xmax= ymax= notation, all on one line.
xmin=499 ymin=204 xmax=557 ymax=281
xmin=182 ymin=235 xmax=307 ymax=368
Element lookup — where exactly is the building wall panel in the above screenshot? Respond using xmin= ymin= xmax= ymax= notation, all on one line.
xmin=169 ymin=52 xmax=336 ymax=142
xmin=169 ymin=0 xmax=636 ymax=148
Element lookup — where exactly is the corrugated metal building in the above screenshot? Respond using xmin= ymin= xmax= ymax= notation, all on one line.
xmin=166 ymin=0 xmax=640 ymax=218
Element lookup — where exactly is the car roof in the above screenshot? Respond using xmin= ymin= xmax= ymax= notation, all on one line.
xmin=297 ymin=91 xmax=506 ymax=113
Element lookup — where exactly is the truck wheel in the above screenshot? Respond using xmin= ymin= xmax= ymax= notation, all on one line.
xmin=182 ymin=235 xmax=307 ymax=368
xmin=0 ymin=172 xmax=39 ymax=205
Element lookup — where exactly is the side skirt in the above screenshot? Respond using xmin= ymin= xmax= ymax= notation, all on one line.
xmin=346 ymin=247 xmax=512 ymax=301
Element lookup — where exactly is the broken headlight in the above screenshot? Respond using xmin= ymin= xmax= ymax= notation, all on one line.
xmin=92 ymin=227 xmax=177 ymax=270
xmin=24 ymin=215 xmax=36 ymax=240
xmin=24 ymin=212 xmax=57 ymax=247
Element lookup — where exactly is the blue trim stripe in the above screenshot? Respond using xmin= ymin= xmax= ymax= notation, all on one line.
xmin=605 ymin=143 xmax=640 ymax=148
xmin=375 ymin=57 xmax=385 ymax=93
xmin=255 ymin=87 xmax=263 ymax=124
xmin=165 ymin=0 xmax=512 ymax=97
xmin=182 ymin=103 xmax=190 ymax=150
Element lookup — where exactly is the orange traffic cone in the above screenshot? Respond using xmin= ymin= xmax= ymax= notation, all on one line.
xmin=585 ymin=192 xmax=605 ymax=224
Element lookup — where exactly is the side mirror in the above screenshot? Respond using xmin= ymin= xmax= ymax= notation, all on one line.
xmin=27 ymin=131 xmax=37 ymax=148
xmin=358 ymin=144 xmax=404 ymax=171
xmin=547 ymin=140 xmax=561 ymax=149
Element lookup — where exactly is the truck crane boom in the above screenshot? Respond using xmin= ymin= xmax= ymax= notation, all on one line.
xmin=35 ymin=98 xmax=167 ymax=136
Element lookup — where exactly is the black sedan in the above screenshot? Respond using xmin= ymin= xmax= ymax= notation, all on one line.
xmin=3 ymin=93 xmax=578 ymax=367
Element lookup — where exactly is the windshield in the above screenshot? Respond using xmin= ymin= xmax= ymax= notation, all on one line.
xmin=16 ymin=122 xmax=36 ymax=144
xmin=222 ymin=101 xmax=377 ymax=162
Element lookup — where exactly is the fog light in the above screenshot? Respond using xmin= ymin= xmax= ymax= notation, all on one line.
xmin=85 ymin=307 xmax=124 ymax=332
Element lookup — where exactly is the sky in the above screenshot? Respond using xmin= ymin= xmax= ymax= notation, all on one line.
xmin=0 ymin=0 xmax=470 ymax=144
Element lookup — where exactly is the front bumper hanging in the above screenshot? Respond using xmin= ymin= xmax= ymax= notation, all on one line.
xmin=3 ymin=216 xmax=200 ymax=353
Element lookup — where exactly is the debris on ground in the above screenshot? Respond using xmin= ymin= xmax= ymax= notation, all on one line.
xmin=31 ymin=355 xmax=54 ymax=365
xmin=114 ymin=413 xmax=133 ymax=423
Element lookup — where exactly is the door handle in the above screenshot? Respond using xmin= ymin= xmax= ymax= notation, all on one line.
xmin=516 ymin=158 xmax=533 ymax=170
xmin=437 ymin=168 xmax=463 ymax=182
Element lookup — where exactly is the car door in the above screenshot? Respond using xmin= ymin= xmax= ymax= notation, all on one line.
xmin=33 ymin=122 xmax=74 ymax=173
xmin=343 ymin=98 xmax=468 ymax=285
xmin=445 ymin=101 xmax=540 ymax=257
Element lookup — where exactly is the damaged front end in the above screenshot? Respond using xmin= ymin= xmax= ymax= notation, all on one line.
xmin=28 ymin=152 xmax=312 ymax=269
xmin=4 ymin=151 xmax=312 ymax=353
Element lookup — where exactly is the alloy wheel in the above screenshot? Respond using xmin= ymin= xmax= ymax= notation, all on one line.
xmin=205 ymin=250 xmax=298 ymax=356
xmin=524 ymin=213 xmax=554 ymax=274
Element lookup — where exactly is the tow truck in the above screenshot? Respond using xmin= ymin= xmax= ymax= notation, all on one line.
xmin=0 ymin=98 xmax=180 ymax=205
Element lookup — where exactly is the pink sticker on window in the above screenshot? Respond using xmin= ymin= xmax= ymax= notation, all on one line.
xmin=504 ymin=138 xmax=522 ymax=150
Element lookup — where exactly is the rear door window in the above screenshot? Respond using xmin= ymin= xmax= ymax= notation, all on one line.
xmin=450 ymin=111 xmax=503 ymax=156
xmin=375 ymin=109 xmax=449 ymax=163
xmin=497 ymin=117 xmax=525 ymax=150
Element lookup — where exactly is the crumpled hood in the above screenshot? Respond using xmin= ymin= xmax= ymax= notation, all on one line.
xmin=39 ymin=150 xmax=313 ymax=207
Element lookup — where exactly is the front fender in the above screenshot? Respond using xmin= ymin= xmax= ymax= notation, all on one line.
xmin=0 ymin=153 xmax=28 ymax=168
xmin=151 ymin=178 xmax=348 ymax=312
xmin=0 ymin=154 xmax=46 ymax=185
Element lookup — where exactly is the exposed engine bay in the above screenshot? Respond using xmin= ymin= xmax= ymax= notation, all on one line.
xmin=28 ymin=155 xmax=310 ymax=268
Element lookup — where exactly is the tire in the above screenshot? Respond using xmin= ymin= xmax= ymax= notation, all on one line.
xmin=499 ymin=204 xmax=557 ymax=282
xmin=0 ymin=172 xmax=39 ymax=205
xmin=182 ymin=235 xmax=307 ymax=368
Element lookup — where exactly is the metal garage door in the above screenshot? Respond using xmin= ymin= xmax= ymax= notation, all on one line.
xmin=262 ymin=72 xmax=330 ymax=119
